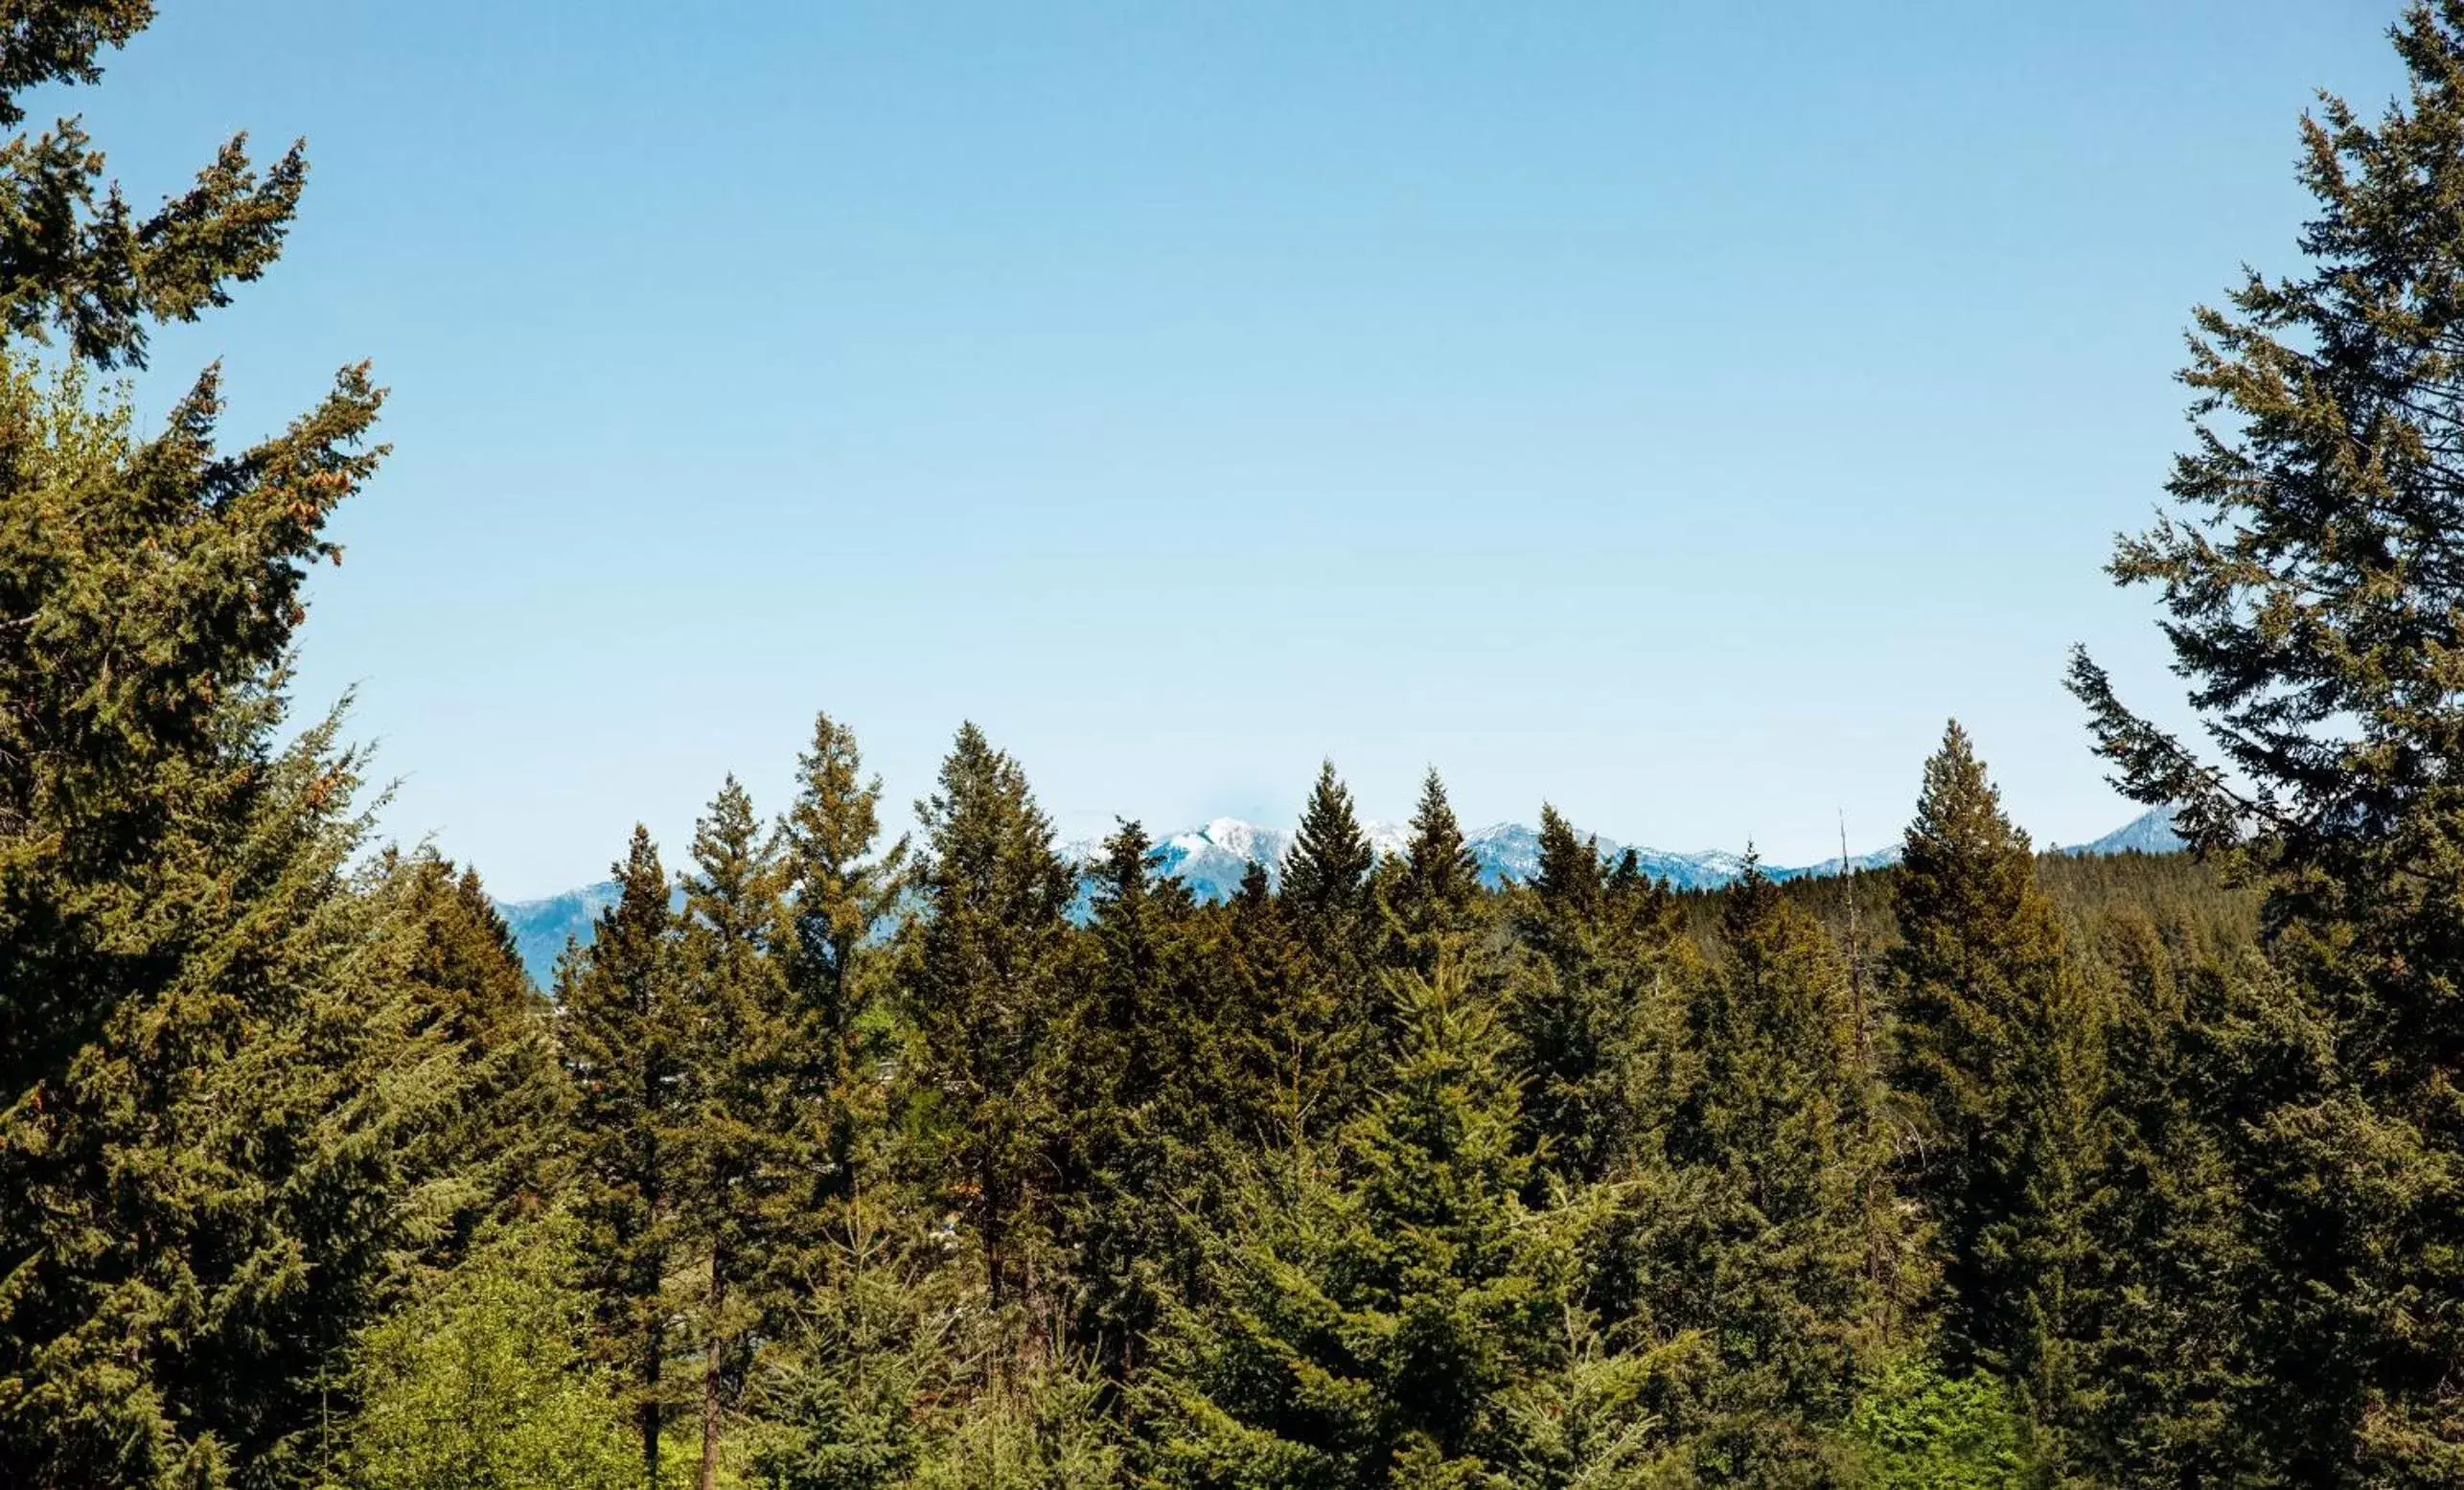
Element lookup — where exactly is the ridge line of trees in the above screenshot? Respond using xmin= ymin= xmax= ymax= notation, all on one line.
xmin=15 ymin=1 xmax=2464 ymax=1485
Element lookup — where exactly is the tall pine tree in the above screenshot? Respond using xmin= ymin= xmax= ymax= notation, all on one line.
xmin=379 ymin=847 xmax=570 ymax=1240
xmin=898 ymin=723 xmax=1077 ymax=1313
xmin=0 ymin=9 xmax=437 ymax=1478
xmin=1279 ymin=761 xmax=1376 ymax=966
xmin=775 ymin=710 xmax=908 ymax=1344
xmin=1055 ymin=820 xmax=1212 ymax=1389
xmin=2065 ymin=5 xmax=2464 ymax=1476
xmin=1506 ymin=804 xmax=1649 ymax=1186
xmin=676 ymin=776 xmax=801 ymax=1490
xmin=560 ymin=827 xmax=688 ymax=1490
xmin=1888 ymin=722 xmax=2108 ymax=1449
xmin=1218 ymin=858 xmax=1345 ymax=1157
xmin=1382 ymin=768 xmax=1483 ymax=978
xmin=1277 ymin=761 xmax=1381 ymax=1118
xmin=780 ymin=711 xmax=907 ymax=1074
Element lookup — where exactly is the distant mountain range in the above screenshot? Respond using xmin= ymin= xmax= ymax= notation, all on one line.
xmin=494 ymin=808 xmax=2184 ymax=990
xmin=1056 ymin=818 xmax=1901 ymax=905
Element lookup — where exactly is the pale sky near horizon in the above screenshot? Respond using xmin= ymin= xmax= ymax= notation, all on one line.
xmin=72 ymin=1 xmax=2401 ymax=897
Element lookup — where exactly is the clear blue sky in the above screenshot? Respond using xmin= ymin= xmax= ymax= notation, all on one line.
xmin=78 ymin=1 xmax=2399 ymax=897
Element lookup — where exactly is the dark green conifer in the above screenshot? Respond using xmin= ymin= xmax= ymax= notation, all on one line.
xmin=745 ymin=1198 xmax=977 ymax=1490
xmin=1669 ymin=862 xmax=1898 ymax=1482
xmin=676 ymin=775 xmax=802 ymax=1490
xmin=394 ymin=853 xmax=541 ymax=1041
xmin=1217 ymin=857 xmax=1346 ymax=1155
xmin=0 ymin=0 xmax=307 ymax=369
xmin=1275 ymin=761 xmax=1389 ymax=1120
xmin=0 ymin=250 xmax=381 ymax=1111
xmin=774 ymin=709 xmax=908 ymax=1355
xmin=1506 ymin=804 xmax=1642 ymax=1184
xmin=1154 ymin=954 xmax=1691 ymax=1486
xmin=559 ymin=826 xmax=689 ymax=1490
xmin=1604 ymin=846 xmax=1650 ymax=901
xmin=381 ymin=847 xmax=569 ymax=1234
xmin=1278 ymin=760 xmax=1376 ymax=961
xmin=2067 ymin=914 xmax=2278 ymax=1486
xmin=1057 ymin=820 xmax=1211 ymax=1388
xmin=1531 ymin=803 xmax=1604 ymax=927
xmin=1889 ymin=722 xmax=2107 ymax=1444
xmin=0 ymin=704 xmax=491 ymax=1486
xmin=898 ymin=723 xmax=1077 ymax=1311
xmin=1383 ymin=768 xmax=1483 ymax=974
xmin=0 ymin=11 xmax=418 ymax=1473
xmin=2064 ymin=6 xmax=2464 ymax=1476
xmin=780 ymin=711 xmax=908 ymax=1059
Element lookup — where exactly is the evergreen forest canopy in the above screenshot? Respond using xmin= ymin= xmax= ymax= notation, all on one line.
xmin=12 ymin=1 xmax=2464 ymax=1485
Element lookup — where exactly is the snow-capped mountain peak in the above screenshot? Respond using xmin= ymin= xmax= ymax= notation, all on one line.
xmin=1055 ymin=815 xmax=1894 ymax=902
xmin=1187 ymin=816 xmax=1288 ymax=864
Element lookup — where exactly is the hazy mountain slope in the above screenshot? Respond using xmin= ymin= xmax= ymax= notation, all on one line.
xmin=2059 ymin=807 xmax=2185 ymax=856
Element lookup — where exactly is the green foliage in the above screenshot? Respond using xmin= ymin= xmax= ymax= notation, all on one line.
xmin=378 ymin=846 xmax=568 ymax=1238
xmin=1284 ymin=761 xmax=1377 ymax=943
xmin=2065 ymin=5 xmax=2464 ymax=1478
xmin=780 ymin=711 xmax=909 ymax=1218
xmin=337 ymin=1219 xmax=635 ymax=1490
xmin=2064 ymin=939 xmax=2285 ymax=1487
xmin=0 ymin=8 xmax=450 ymax=1479
xmin=1840 ymin=1358 xmax=2025 ymax=1490
xmin=0 ymin=358 xmax=486 ymax=1485
xmin=1153 ymin=954 xmax=1696 ymax=1489
xmin=1491 ymin=1311 xmax=1703 ymax=1490
xmin=781 ymin=710 xmax=908 ymax=1061
xmin=0 ymin=0 xmax=308 ymax=367
xmin=1156 ymin=958 xmax=1534 ymax=1480
xmin=677 ymin=775 xmax=805 ymax=1485
xmin=31 ymin=7 xmax=2464 ymax=1487
xmin=560 ymin=824 xmax=692 ymax=1484
xmin=1276 ymin=760 xmax=1387 ymax=1125
xmin=1051 ymin=818 xmax=1218 ymax=1385
xmin=1215 ymin=854 xmax=1353 ymax=1158
xmin=1506 ymin=802 xmax=1693 ymax=1187
xmin=905 ymin=1366 xmax=1122 ymax=1490
xmin=1384 ymin=769 xmax=1484 ymax=976
xmin=897 ymin=722 xmax=1077 ymax=1308
xmin=748 ymin=1203 xmax=970 ymax=1490
xmin=750 ymin=1197 xmax=1123 ymax=1490
xmin=1888 ymin=723 xmax=2107 ymax=1448
xmin=1670 ymin=864 xmax=1900 ymax=1483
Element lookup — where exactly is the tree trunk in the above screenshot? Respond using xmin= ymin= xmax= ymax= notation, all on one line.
xmin=642 ymin=1335 xmax=661 ymax=1490
xmin=644 ymin=1059 xmax=667 ymax=1490
xmin=699 ymin=1250 xmax=725 ymax=1490
xmin=983 ymin=1160 xmax=1007 ymax=1310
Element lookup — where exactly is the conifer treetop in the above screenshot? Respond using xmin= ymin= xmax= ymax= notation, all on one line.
xmin=781 ymin=710 xmax=905 ymax=1032
xmin=1397 ymin=768 xmax=1480 ymax=907
xmin=1532 ymin=800 xmax=1604 ymax=919
xmin=1 ymin=1 xmax=311 ymax=366
xmin=1897 ymin=722 xmax=2053 ymax=957
xmin=782 ymin=712 xmax=906 ymax=910
xmin=1281 ymin=758 xmax=1374 ymax=921
xmin=2070 ymin=2 xmax=2464 ymax=863
xmin=911 ymin=722 xmax=1072 ymax=918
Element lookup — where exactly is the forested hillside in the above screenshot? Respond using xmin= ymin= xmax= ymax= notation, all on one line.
xmin=14 ymin=2 xmax=2464 ymax=1487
